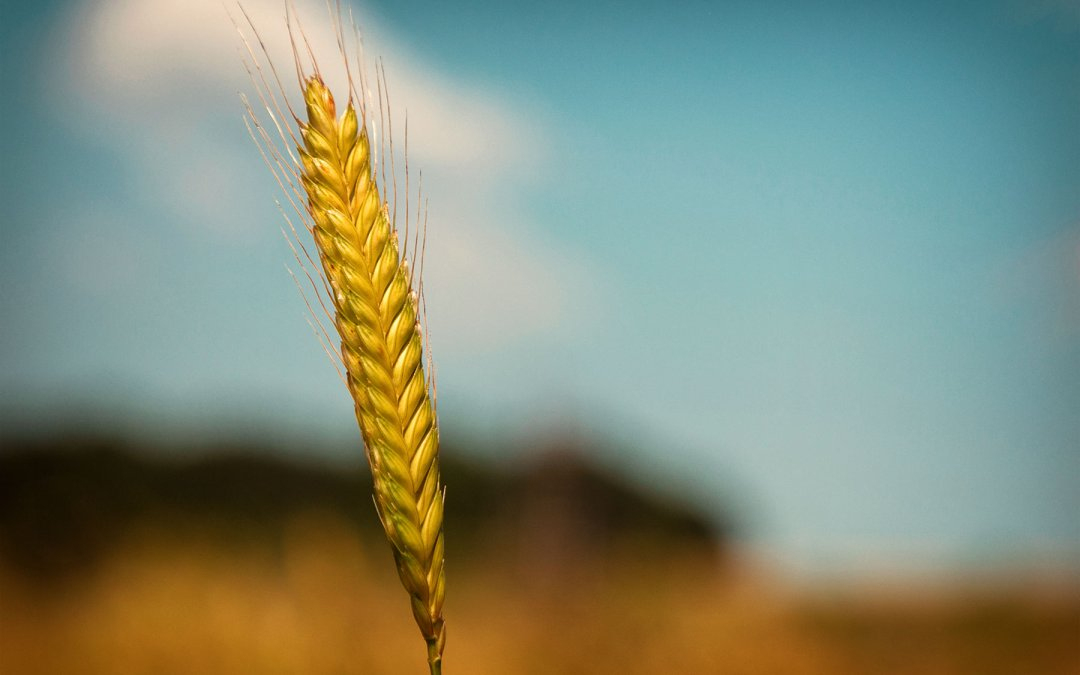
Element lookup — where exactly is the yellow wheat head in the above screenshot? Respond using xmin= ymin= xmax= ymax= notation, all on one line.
xmin=235 ymin=6 xmax=445 ymax=673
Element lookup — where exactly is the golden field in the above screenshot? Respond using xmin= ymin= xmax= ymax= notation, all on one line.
xmin=1 ymin=439 xmax=1076 ymax=674
xmin=1 ymin=518 xmax=1076 ymax=675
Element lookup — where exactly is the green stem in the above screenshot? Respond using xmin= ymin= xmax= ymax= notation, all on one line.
xmin=427 ymin=639 xmax=442 ymax=675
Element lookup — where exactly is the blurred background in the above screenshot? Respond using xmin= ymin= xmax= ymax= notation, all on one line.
xmin=1 ymin=0 xmax=1078 ymax=672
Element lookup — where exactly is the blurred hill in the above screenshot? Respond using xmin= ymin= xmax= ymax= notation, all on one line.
xmin=0 ymin=431 xmax=725 ymax=583
xmin=1 ymin=431 xmax=1077 ymax=674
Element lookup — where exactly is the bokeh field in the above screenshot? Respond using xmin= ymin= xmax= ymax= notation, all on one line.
xmin=1 ymin=435 xmax=1076 ymax=675
xmin=2 ymin=526 xmax=1077 ymax=674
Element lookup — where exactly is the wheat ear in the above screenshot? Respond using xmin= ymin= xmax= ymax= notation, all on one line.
xmin=234 ymin=7 xmax=447 ymax=668
xmin=297 ymin=76 xmax=446 ymax=674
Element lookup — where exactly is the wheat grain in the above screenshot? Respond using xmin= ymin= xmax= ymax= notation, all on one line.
xmin=236 ymin=8 xmax=446 ymax=674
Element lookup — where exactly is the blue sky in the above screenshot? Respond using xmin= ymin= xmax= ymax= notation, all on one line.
xmin=1 ymin=0 xmax=1078 ymax=576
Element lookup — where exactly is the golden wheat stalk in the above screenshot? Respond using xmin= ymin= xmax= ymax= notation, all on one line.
xmin=301 ymin=74 xmax=445 ymax=674
xmin=235 ymin=8 xmax=445 ymax=674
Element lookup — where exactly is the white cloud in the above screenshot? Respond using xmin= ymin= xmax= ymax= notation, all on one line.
xmin=56 ymin=0 xmax=542 ymax=174
xmin=48 ymin=0 xmax=602 ymax=352
xmin=995 ymin=223 xmax=1080 ymax=343
xmin=423 ymin=200 xmax=604 ymax=353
